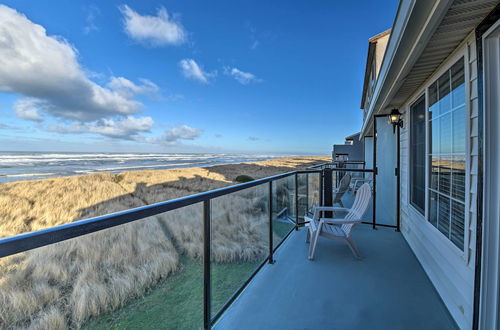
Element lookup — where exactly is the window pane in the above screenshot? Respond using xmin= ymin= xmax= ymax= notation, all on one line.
xmin=410 ymin=96 xmax=426 ymax=213
xmin=451 ymin=156 xmax=466 ymax=201
xmin=438 ymin=156 xmax=451 ymax=196
xmin=451 ymin=60 xmax=465 ymax=108
xmin=437 ymin=194 xmax=450 ymax=237
xmin=450 ymin=201 xmax=465 ymax=250
xmin=437 ymin=72 xmax=451 ymax=115
xmin=429 ymin=82 xmax=439 ymax=114
xmin=440 ymin=113 xmax=452 ymax=154
xmin=427 ymin=58 xmax=466 ymax=250
xmin=431 ymin=156 xmax=439 ymax=190
xmin=453 ymin=106 xmax=466 ymax=153
xmin=431 ymin=119 xmax=440 ymax=154
xmin=429 ymin=191 xmax=438 ymax=227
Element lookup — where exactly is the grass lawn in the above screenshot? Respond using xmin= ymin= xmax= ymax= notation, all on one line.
xmin=83 ymin=257 xmax=261 ymax=329
xmin=84 ymin=223 xmax=293 ymax=330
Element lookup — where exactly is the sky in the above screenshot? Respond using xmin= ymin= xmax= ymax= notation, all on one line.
xmin=0 ymin=1 xmax=398 ymax=155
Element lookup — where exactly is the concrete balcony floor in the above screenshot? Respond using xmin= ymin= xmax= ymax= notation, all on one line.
xmin=215 ymin=224 xmax=457 ymax=330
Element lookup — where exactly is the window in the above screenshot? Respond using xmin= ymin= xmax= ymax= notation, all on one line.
xmin=427 ymin=58 xmax=466 ymax=250
xmin=410 ymin=95 xmax=426 ymax=214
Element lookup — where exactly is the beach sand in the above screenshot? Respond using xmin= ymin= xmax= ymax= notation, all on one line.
xmin=0 ymin=156 xmax=327 ymax=329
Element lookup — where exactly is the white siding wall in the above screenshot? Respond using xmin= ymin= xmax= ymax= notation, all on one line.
xmin=399 ymin=34 xmax=477 ymax=329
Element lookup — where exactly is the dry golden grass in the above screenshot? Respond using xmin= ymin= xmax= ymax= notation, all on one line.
xmin=0 ymin=217 xmax=179 ymax=328
xmin=0 ymin=173 xmax=143 ymax=238
xmin=160 ymin=185 xmax=271 ymax=264
xmin=0 ymin=156 xmax=327 ymax=328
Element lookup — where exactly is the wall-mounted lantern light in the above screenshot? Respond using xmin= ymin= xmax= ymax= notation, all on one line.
xmin=389 ymin=109 xmax=403 ymax=133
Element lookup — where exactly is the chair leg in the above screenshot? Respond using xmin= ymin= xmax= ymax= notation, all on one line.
xmin=306 ymin=228 xmax=311 ymax=243
xmin=308 ymin=232 xmax=319 ymax=260
xmin=345 ymin=237 xmax=362 ymax=259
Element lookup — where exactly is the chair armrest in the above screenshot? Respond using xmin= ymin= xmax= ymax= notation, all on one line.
xmin=354 ymin=178 xmax=372 ymax=184
xmin=320 ymin=218 xmax=362 ymax=225
xmin=312 ymin=206 xmax=349 ymax=212
xmin=312 ymin=206 xmax=350 ymax=220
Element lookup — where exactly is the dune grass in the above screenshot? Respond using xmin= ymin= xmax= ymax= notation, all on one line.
xmin=0 ymin=156 xmax=328 ymax=329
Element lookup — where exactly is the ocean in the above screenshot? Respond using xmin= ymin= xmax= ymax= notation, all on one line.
xmin=0 ymin=152 xmax=281 ymax=183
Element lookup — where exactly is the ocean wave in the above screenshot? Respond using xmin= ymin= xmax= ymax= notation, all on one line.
xmin=0 ymin=172 xmax=65 ymax=178
xmin=0 ymin=152 xmax=284 ymax=183
xmin=0 ymin=153 xmax=277 ymax=164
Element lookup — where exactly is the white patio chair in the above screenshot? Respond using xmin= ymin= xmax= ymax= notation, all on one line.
xmin=305 ymin=183 xmax=372 ymax=260
xmin=349 ymin=176 xmax=372 ymax=194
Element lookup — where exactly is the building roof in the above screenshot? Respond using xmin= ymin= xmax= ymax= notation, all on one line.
xmin=368 ymin=29 xmax=392 ymax=42
xmin=345 ymin=132 xmax=361 ymax=140
xmin=360 ymin=29 xmax=391 ymax=109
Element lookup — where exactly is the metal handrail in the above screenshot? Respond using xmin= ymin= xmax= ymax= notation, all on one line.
xmin=0 ymin=169 xmax=319 ymax=258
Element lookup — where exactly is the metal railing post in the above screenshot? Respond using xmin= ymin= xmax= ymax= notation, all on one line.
xmin=295 ymin=173 xmax=299 ymax=230
xmin=396 ymin=124 xmax=401 ymax=232
xmin=268 ymin=181 xmax=275 ymax=264
xmin=305 ymin=174 xmax=309 ymax=216
xmin=323 ymin=168 xmax=333 ymax=218
xmin=203 ymin=200 xmax=211 ymax=330
xmin=319 ymin=170 xmax=324 ymax=206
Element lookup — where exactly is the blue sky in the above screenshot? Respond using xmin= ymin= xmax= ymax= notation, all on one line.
xmin=0 ymin=1 xmax=398 ymax=154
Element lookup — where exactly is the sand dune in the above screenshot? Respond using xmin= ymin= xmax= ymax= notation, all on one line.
xmin=0 ymin=156 xmax=327 ymax=328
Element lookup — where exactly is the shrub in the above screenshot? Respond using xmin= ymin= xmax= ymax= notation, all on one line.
xmin=235 ymin=175 xmax=254 ymax=183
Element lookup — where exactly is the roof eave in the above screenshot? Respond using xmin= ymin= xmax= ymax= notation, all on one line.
xmin=360 ymin=42 xmax=377 ymax=109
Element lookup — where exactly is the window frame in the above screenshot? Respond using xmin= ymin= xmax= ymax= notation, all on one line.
xmin=404 ymin=46 xmax=470 ymax=261
xmin=409 ymin=94 xmax=427 ymax=215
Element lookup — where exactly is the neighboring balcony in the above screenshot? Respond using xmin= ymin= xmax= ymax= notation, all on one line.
xmin=0 ymin=164 xmax=456 ymax=329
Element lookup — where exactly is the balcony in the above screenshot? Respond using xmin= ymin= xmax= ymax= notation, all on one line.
xmin=0 ymin=165 xmax=457 ymax=329
xmin=215 ymin=225 xmax=457 ymax=329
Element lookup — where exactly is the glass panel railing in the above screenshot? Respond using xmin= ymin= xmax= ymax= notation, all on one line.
xmin=297 ymin=172 xmax=321 ymax=220
xmin=0 ymin=208 xmax=203 ymax=330
xmin=272 ymin=176 xmax=296 ymax=247
xmin=0 ymin=170 xmax=322 ymax=329
xmin=210 ymin=183 xmax=269 ymax=319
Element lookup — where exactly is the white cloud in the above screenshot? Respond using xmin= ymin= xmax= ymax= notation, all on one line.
xmin=119 ymin=5 xmax=186 ymax=46
xmin=161 ymin=125 xmax=203 ymax=143
xmin=13 ymin=98 xmax=44 ymax=121
xmin=107 ymin=77 xmax=159 ymax=98
xmin=248 ymin=136 xmax=260 ymax=141
xmin=89 ymin=116 xmax=154 ymax=138
xmin=0 ymin=6 xmax=144 ymax=121
xmin=83 ymin=5 xmax=99 ymax=34
xmin=179 ymin=59 xmax=214 ymax=84
xmin=0 ymin=5 xmax=158 ymax=122
xmin=48 ymin=122 xmax=86 ymax=134
xmin=50 ymin=121 xmax=203 ymax=144
xmin=50 ymin=116 xmax=154 ymax=140
xmin=166 ymin=93 xmax=185 ymax=101
xmin=224 ymin=67 xmax=262 ymax=85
